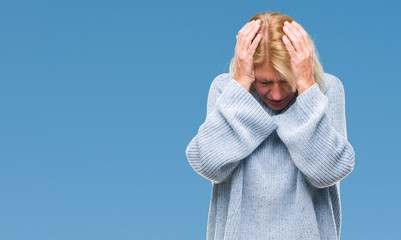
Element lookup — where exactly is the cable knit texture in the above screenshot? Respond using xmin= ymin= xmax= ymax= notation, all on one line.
xmin=185 ymin=72 xmax=355 ymax=240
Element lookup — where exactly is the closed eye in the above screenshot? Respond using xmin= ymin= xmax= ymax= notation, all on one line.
xmin=260 ymin=81 xmax=288 ymax=85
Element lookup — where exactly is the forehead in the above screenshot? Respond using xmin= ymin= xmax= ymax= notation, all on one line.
xmin=254 ymin=61 xmax=285 ymax=82
xmin=255 ymin=74 xmax=287 ymax=83
xmin=254 ymin=71 xmax=285 ymax=81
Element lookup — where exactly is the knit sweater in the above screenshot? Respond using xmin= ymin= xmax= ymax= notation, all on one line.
xmin=185 ymin=72 xmax=355 ymax=240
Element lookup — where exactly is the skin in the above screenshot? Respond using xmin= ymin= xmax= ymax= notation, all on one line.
xmin=253 ymin=61 xmax=296 ymax=111
xmin=234 ymin=18 xmax=315 ymax=110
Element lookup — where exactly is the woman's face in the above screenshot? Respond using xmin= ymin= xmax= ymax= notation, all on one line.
xmin=253 ymin=61 xmax=296 ymax=111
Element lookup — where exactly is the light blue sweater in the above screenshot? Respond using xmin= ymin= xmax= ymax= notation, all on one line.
xmin=185 ymin=73 xmax=355 ymax=240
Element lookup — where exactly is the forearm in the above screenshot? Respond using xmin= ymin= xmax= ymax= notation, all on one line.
xmin=186 ymin=78 xmax=277 ymax=184
xmin=274 ymin=83 xmax=355 ymax=188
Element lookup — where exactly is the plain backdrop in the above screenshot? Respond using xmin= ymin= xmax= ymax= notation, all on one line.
xmin=1 ymin=0 xmax=400 ymax=239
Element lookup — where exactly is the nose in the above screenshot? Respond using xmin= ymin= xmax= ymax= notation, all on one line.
xmin=269 ymin=84 xmax=284 ymax=100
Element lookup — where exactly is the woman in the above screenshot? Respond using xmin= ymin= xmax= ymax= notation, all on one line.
xmin=186 ymin=11 xmax=355 ymax=240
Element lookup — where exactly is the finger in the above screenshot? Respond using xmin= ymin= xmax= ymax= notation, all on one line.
xmin=242 ymin=19 xmax=260 ymax=37
xmin=242 ymin=20 xmax=261 ymax=47
xmin=292 ymin=21 xmax=313 ymax=54
xmin=283 ymin=21 xmax=305 ymax=54
xmin=310 ymin=56 xmax=315 ymax=82
xmin=290 ymin=21 xmax=309 ymax=55
xmin=239 ymin=20 xmax=259 ymax=44
xmin=238 ymin=20 xmax=255 ymax=36
xmin=236 ymin=22 xmax=254 ymax=52
xmin=284 ymin=21 xmax=306 ymax=54
xmin=237 ymin=21 xmax=256 ymax=50
xmin=312 ymin=57 xmax=315 ymax=72
xmin=282 ymin=35 xmax=296 ymax=55
xmin=249 ymin=33 xmax=262 ymax=53
xmin=282 ymin=24 xmax=299 ymax=52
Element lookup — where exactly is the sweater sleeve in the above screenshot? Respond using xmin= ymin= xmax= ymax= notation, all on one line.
xmin=185 ymin=74 xmax=278 ymax=184
xmin=273 ymin=77 xmax=355 ymax=189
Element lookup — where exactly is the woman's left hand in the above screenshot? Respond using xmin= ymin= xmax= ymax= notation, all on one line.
xmin=282 ymin=20 xmax=315 ymax=96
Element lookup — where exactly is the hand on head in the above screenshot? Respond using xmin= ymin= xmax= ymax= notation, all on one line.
xmin=233 ymin=19 xmax=262 ymax=91
xmin=282 ymin=20 xmax=315 ymax=95
xmin=233 ymin=17 xmax=316 ymax=95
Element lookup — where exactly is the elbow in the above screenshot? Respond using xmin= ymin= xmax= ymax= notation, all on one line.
xmin=307 ymin=150 xmax=355 ymax=189
xmin=187 ymin=154 xmax=238 ymax=184
xmin=185 ymin=143 xmax=240 ymax=184
xmin=185 ymin=141 xmax=217 ymax=182
xmin=207 ymin=161 xmax=241 ymax=184
xmin=185 ymin=142 xmax=203 ymax=175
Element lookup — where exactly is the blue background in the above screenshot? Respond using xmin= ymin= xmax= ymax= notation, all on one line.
xmin=1 ymin=0 xmax=400 ymax=239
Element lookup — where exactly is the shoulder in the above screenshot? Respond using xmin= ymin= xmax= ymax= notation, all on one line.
xmin=319 ymin=72 xmax=345 ymax=97
xmin=209 ymin=73 xmax=233 ymax=93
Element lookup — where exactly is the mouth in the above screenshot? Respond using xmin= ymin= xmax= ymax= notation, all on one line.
xmin=266 ymin=98 xmax=286 ymax=105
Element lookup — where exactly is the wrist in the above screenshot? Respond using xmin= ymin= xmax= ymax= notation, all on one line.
xmin=235 ymin=79 xmax=252 ymax=92
xmin=234 ymin=74 xmax=254 ymax=91
xmin=296 ymin=80 xmax=314 ymax=96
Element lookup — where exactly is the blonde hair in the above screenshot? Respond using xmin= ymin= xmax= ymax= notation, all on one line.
xmin=229 ymin=11 xmax=325 ymax=93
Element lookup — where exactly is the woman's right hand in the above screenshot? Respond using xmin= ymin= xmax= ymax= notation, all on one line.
xmin=234 ymin=19 xmax=262 ymax=91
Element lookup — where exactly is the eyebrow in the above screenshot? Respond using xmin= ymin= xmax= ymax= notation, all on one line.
xmin=257 ymin=79 xmax=287 ymax=83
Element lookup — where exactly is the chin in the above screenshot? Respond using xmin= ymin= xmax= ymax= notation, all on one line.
xmin=265 ymin=102 xmax=288 ymax=111
xmin=270 ymin=106 xmax=285 ymax=110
